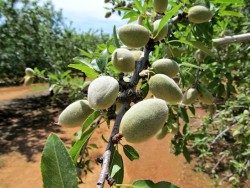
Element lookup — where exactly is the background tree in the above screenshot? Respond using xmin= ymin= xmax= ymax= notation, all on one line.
xmin=0 ymin=0 xmax=109 ymax=86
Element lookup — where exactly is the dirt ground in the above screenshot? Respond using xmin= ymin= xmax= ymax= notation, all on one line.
xmin=0 ymin=84 xmax=232 ymax=188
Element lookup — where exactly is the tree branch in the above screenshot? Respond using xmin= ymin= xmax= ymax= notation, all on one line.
xmin=213 ymin=33 xmax=250 ymax=45
xmin=96 ymin=42 xmax=154 ymax=188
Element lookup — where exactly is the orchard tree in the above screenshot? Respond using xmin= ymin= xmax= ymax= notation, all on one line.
xmin=41 ymin=0 xmax=249 ymax=187
xmin=0 ymin=0 xmax=108 ymax=85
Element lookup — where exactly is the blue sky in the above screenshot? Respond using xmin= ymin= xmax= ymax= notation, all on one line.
xmin=46 ymin=0 xmax=127 ymax=34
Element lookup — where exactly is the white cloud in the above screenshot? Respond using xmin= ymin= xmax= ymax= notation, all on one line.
xmin=43 ymin=0 xmax=127 ymax=34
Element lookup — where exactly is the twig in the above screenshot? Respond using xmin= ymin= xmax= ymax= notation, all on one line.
xmin=96 ymin=150 xmax=112 ymax=187
xmin=209 ymin=122 xmax=237 ymax=147
xmin=96 ymin=12 xmax=187 ymax=187
xmin=220 ymin=173 xmax=233 ymax=184
xmin=96 ymin=42 xmax=154 ymax=188
xmin=211 ymin=153 xmax=228 ymax=173
xmin=213 ymin=33 xmax=250 ymax=45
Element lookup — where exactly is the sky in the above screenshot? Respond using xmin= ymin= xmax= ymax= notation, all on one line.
xmin=45 ymin=0 xmax=127 ymax=34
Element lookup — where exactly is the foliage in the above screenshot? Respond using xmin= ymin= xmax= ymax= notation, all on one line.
xmin=190 ymin=90 xmax=250 ymax=187
xmin=0 ymin=0 xmax=108 ymax=85
xmin=39 ymin=0 xmax=250 ymax=187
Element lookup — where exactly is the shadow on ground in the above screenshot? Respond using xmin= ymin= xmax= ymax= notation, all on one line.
xmin=0 ymin=93 xmax=71 ymax=161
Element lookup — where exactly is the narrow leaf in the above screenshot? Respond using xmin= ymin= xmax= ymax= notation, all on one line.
xmin=69 ymin=127 xmax=96 ymax=164
xmin=140 ymin=82 xmax=149 ymax=98
xmin=178 ymin=107 xmax=189 ymax=123
xmin=69 ymin=111 xmax=100 ymax=164
xmin=219 ymin=11 xmax=243 ymax=17
xmin=213 ymin=0 xmax=244 ymax=4
xmin=180 ymin=62 xmax=202 ymax=69
xmin=122 ymin=11 xmax=139 ymax=19
xmin=73 ymin=57 xmax=92 ymax=67
xmin=41 ymin=134 xmax=78 ymax=188
xmin=110 ymin=149 xmax=124 ymax=184
xmin=82 ymin=111 xmax=101 ymax=132
xmin=133 ymin=0 xmax=143 ymax=12
xmin=188 ymin=105 xmax=196 ymax=116
xmin=123 ymin=145 xmax=140 ymax=161
xmin=68 ymin=63 xmax=99 ymax=78
xmin=155 ymin=4 xmax=182 ymax=37
xmin=113 ymin=25 xmax=120 ymax=48
xmin=97 ymin=49 xmax=109 ymax=72
xmin=78 ymin=48 xmax=92 ymax=58
xmin=190 ymin=41 xmax=214 ymax=57
xmin=183 ymin=145 xmax=191 ymax=163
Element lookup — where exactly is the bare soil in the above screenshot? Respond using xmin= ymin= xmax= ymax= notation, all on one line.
xmin=0 ymin=84 xmax=231 ymax=188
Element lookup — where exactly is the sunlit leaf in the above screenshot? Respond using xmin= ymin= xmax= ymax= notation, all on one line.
xmin=41 ymin=134 xmax=78 ymax=188
xmin=155 ymin=4 xmax=182 ymax=37
xmin=122 ymin=10 xmax=139 ymax=20
xmin=132 ymin=180 xmax=154 ymax=188
xmin=219 ymin=11 xmax=243 ymax=17
xmin=213 ymin=0 xmax=244 ymax=4
xmin=113 ymin=25 xmax=120 ymax=48
xmin=133 ymin=0 xmax=143 ymax=12
xmin=69 ymin=111 xmax=100 ymax=164
xmin=78 ymin=48 xmax=93 ymax=58
xmin=110 ymin=148 xmax=124 ymax=184
xmin=97 ymin=49 xmax=109 ymax=72
xmin=68 ymin=63 xmax=99 ymax=78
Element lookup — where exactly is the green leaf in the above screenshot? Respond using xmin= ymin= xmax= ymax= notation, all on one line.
xmin=69 ymin=111 xmax=100 ymax=164
xmin=154 ymin=181 xmax=180 ymax=188
xmin=97 ymin=43 xmax=107 ymax=50
xmin=78 ymin=48 xmax=92 ymax=58
xmin=82 ymin=111 xmax=101 ymax=132
xmin=140 ymin=82 xmax=149 ymax=98
xmin=110 ymin=148 xmax=124 ymax=184
xmin=190 ymin=41 xmax=214 ymax=57
xmin=69 ymin=127 xmax=96 ymax=164
xmin=183 ymin=145 xmax=191 ymax=163
xmin=219 ymin=11 xmax=243 ymax=17
xmin=41 ymin=134 xmax=78 ymax=188
xmin=213 ymin=0 xmax=244 ymax=4
xmin=188 ymin=105 xmax=195 ymax=116
xmin=68 ymin=63 xmax=99 ymax=78
xmin=123 ymin=144 xmax=140 ymax=161
xmin=90 ymin=59 xmax=101 ymax=72
xmin=97 ymin=49 xmax=109 ymax=72
xmin=227 ymin=82 xmax=237 ymax=94
xmin=133 ymin=0 xmax=143 ymax=12
xmin=111 ymin=164 xmax=121 ymax=177
xmin=122 ymin=11 xmax=139 ymax=20
xmin=217 ymin=83 xmax=225 ymax=96
xmin=178 ymin=107 xmax=189 ymax=123
xmin=167 ymin=40 xmax=213 ymax=57
xmin=180 ymin=62 xmax=202 ymax=69
xmin=102 ymin=134 xmax=109 ymax=143
xmin=133 ymin=180 xmax=155 ymax=188
xmin=155 ymin=4 xmax=182 ymax=37
xmin=113 ymin=25 xmax=120 ymax=48
xmin=73 ymin=57 xmax=92 ymax=67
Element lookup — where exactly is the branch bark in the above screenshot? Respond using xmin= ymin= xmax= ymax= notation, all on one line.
xmin=213 ymin=33 xmax=250 ymax=45
xmin=96 ymin=42 xmax=153 ymax=188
